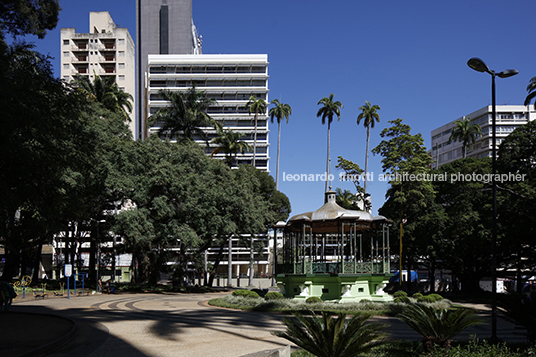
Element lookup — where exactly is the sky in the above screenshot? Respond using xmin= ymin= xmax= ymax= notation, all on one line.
xmin=27 ymin=0 xmax=535 ymax=218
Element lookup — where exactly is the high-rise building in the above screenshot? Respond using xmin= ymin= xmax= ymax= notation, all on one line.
xmin=146 ymin=54 xmax=270 ymax=172
xmin=431 ymin=105 xmax=536 ymax=168
xmin=60 ymin=12 xmax=136 ymax=138
xmin=136 ymin=0 xmax=201 ymax=140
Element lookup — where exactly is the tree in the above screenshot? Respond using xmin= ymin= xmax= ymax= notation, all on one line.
xmin=0 ymin=0 xmax=60 ymax=39
xmin=268 ymin=99 xmax=292 ymax=190
xmin=357 ymin=101 xmax=380 ymax=195
xmin=246 ymin=95 xmax=267 ymax=167
xmin=335 ymin=188 xmax=361 ymax=210
xmin=336 ymin=156 xmax=368 ymax=211
xmin=150 ymin=87 xmax=215 ymax=143
xmin=497 ymin=121 xmax=536 ymax=289
xmin=272 ymin=311 xmax=387 ymax=357
xmin=433 ymin=158 xmax=493 ymax=293
xmin=0 ymin=42 xmax=104 ymax=281
xmin=524 ymin=76 xmax=536 ymax=110
xmin=372 ymin=119 xmax=433 ymax=290
xmin=448 ymin=117 xmax=482 ymax=159
xmin=73 ymin=74 xmax=133 ymax=120
xmin=317 ymin=93 xmax=343 ymax=193
xmin=210 ymin=123 xmax=251 ymax=168
xmin=398 ymin=304 xmax=481 ymax=352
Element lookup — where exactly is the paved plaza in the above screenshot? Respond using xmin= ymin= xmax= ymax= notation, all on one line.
xmin=0 ymin=292 xmax=529 ymax=357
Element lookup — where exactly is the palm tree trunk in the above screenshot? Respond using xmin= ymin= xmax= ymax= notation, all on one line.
xmin=325 ymin=122 xmax=331 ymax=194
xmin=253 ymin=110 xmax=258 ymax=167
xmin=276 ymin=121 xmax=281 ymax=190
xmin=365 ymin=126 xmax=370 ymax=195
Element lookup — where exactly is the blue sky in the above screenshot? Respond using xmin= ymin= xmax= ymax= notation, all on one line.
xmin=28 ymin=0 xmax=535 ymax=217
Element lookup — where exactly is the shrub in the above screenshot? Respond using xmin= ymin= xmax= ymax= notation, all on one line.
xmin=428 ymin=293 xmax=443 ymax=302
xmin=306 ymin=296 xmax=322 ymax=304
xmin=272 ymin=311 xmax=388 ymax=357
xmin=412 ymin=292 xmax=423 ymax=299
xmin=393 ymin=291 xmax=408 ymax=298
xmin=394 ymin=296 xmax=411 ymax=304
xmin=397 ymin=304 xmax=482 ymax=352
xmin=251 ymin=288 xmax=267 ymax=297
xmin=232 ymin=289 xmax=260 ymax=298
xmin=417 ymin=295 xmax=435 ymax=303
xmin=265 ymin=291 xmax=284 ymax=300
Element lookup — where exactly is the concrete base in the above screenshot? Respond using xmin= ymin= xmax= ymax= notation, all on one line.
xmin=276 ymin=274 xmax=393 ymax=302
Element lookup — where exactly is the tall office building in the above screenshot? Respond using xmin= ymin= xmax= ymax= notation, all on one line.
xmin=136 ymin=0 xmax=201 ymax=140
xmin=60 ymin=12 xmax=136 ymax=138
xmin=146 ymin=54 xmax=270 ymax=172
xmin=431 ymin=105 xmax=536 ymax=168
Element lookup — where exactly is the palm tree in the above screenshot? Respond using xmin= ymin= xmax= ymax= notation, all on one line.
xmin=272 ymin=311 xmax=387 ymax=357
xmin=448 ymin=117 xmax=483 ymax=159
xmin=268 ymin=99 xmax=292 ymax=190
xmin=150 ymin=87 xmax=215 ymax=143
xmin=317 ymin=93 xmax=343 ymax=193
xmin=357 ymin=101 xmax=380 ymax=195
xmin=246 ymin=95 xmax=267 ymax=168
xmin=397 ymin=304 xmax=482 ymax=352
xmin=335 ymin=188 xmax=360 ymax=210
xmin=524 ymin=76 xmax=536 ymax=109
xmin=73 ymin=74 xmax=133 ymax=119
xmin=210 ymin=123 xmax=252 ymax=168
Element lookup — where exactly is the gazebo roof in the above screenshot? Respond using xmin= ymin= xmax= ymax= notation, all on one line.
xmin=285 ymin=191 xmax=388 ymax=233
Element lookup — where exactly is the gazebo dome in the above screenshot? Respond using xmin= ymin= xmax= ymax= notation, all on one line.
xmin=288 ymin=190 xmax=374 ymax=223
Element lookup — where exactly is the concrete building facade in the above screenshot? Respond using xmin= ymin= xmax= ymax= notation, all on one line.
xmin=137 ymin=0 xmax=201 ymax=140
xmin=431 ymin=105 xmax=536 ymax=168
xmin=60 ymin=12 xmax=136 ymax=138
xmin=146 ymin=54 xmax=270 ymax=171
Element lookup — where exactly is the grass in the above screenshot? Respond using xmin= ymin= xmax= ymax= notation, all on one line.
xmin=208 ymin=294 xmax=454 ymax=316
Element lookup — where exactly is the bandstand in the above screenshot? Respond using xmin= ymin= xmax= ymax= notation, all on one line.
xmin=274 ymin=191 xmax=393 ymax=302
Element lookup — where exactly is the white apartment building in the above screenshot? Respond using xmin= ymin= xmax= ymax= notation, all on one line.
xmin=61 ymin=12 xmax=136 ymax=138
xmin=146 ymin=54 xmax=270 ymax=171
xmin=431 ymin=105 xmax=536 ymax=168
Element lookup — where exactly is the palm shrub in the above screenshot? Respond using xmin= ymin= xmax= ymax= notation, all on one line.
xmin=272 ymin=311 xmax=387 ymax=357
xmin=497 ymin=292 xmax=536 ymax=343
xmin=397 ymin=304 xmax=482 ymax=352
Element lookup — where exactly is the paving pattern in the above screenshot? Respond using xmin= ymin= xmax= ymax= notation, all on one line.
xmin=6 ymin=293 xmax=530 ymax=357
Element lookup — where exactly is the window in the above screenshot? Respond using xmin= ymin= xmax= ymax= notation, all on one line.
xmin=118 ymin=63 xmax=125 ymax=69
xmin=118 ymin=39 xmax=125 ymax=45
xmin=63 ymin=39 xmax=69 ymax=45
xmin=63 ymin=52 xmax=69 ymax=57
xmin=63 ymin=64 xmax=69 ymax=69
xmin=118 ymin=51 xmax=125 ymax=57
xmin=118 ymin=75 xmax=125 ymax=81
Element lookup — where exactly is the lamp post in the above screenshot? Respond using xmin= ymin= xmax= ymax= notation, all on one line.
xmin=467 ymin=57 xmax=518 ymax=342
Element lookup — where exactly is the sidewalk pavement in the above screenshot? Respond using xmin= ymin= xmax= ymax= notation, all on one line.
xmin=0 ymin=293 xmax=529 ymax=357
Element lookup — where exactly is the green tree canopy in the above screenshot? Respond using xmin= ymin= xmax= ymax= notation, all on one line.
xmin=0 ymin=0 xmax=60 ymax=39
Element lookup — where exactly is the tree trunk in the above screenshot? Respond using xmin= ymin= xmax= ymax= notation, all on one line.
xmin=276 ymin=120 xmax=281 ymax=190
xmin=248 ymin=235 xmax=254 ymax=286
xmin=227 ymin=235 xmax=233 ymax=286
xmin=325 ymin=121 xmax=331 ymax=195
xmin=365 ymin=126 xmax=370 ymax=195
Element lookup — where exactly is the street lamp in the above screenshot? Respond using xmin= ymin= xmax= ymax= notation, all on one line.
xmin=467 ymin=57 xmax=518 ymax=342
